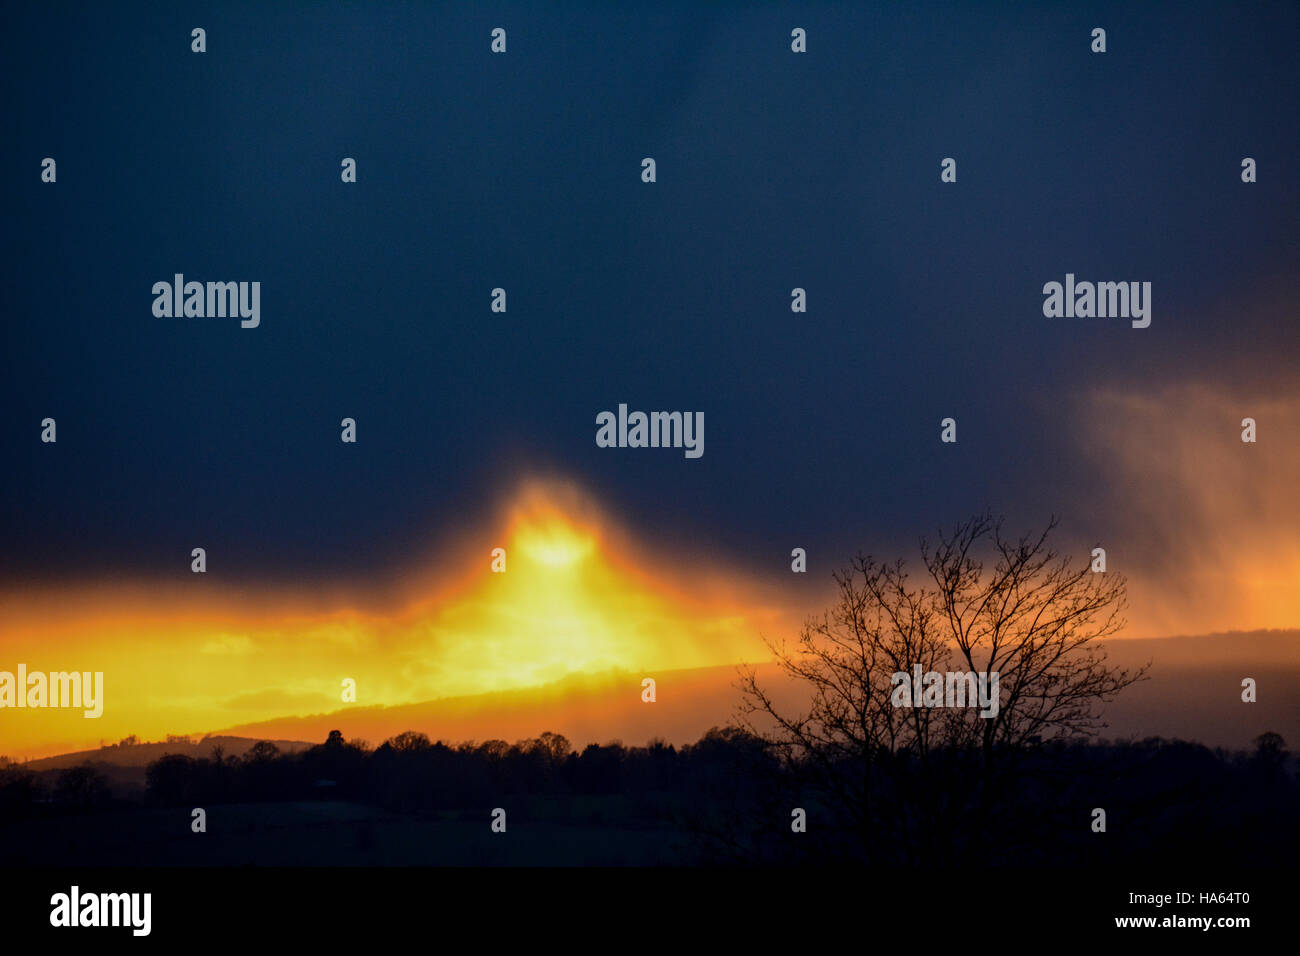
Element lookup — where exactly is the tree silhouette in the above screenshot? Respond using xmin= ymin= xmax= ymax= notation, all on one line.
xmin=244 ymin=740 xmax=281 ymax=763
xmin=1251 ymin=731 xmax=1289 ymax=780
xmin=535 ymin=731 xmax=571 ymax=763
xmin=387 ymin=731 xmax=432 ymax=753
xmin=737 ymin=513 xmax=1149 ymax=862
xmin=8 ymin=724 xmax=1286 ymax=867
xmin=145 ymin=753 xmax=196 ymax=804
xmin=54 ymin=764 xmax=111 ymax=809
xmin=1254 ymin=731 xmax=1287 ymax=761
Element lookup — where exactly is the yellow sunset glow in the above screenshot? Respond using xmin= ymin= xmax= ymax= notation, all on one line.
xmin=0 ymin=480 xmax=789 ymax=760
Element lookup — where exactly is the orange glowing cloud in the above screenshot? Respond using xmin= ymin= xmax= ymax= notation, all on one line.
xmin=0 ymin=479 xmax=795 ymax=760
xmin=1080 ymin=383 xmax=1300 ymax=638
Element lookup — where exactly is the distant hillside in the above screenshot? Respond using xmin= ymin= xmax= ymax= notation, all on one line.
xmin=204 ymin=629 xmax=1300 ymax=753
xmin=19 ymin=735 xmax=314 ymax=771
xmin=16 ymin=629 xmax=1299 ymax=772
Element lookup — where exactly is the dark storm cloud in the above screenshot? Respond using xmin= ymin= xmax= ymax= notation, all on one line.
xmin=2 ymin=0 xmax=1296 ymax=588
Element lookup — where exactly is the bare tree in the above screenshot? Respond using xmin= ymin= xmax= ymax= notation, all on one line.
xmin=736 ymin=513 xmax=1148 ymax=862
xmin=243 ymin=740 xmax=281 ymax=763
xmin=387 ymin=731 xmax=432 ymax=753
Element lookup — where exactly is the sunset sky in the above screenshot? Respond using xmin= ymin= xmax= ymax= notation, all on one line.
xmin=2 ymin=457 xmax=1297 ymax=761
xmin=0 ymin=480 xmax=797 ymax=758
xmin=2 ymin=2 xmax=1297 ymax=760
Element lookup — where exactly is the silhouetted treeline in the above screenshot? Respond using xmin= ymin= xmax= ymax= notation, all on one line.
xmin=134 ymin=727 xmax=767 ymax=812
xmin=0 ymin=761 xmax=117 ymax=815
xmin=1 ymin=729 xmax=1294 ymax=866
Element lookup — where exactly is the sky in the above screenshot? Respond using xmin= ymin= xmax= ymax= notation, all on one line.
xmin=2 ymin=2 xmax=1298 ymax=758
